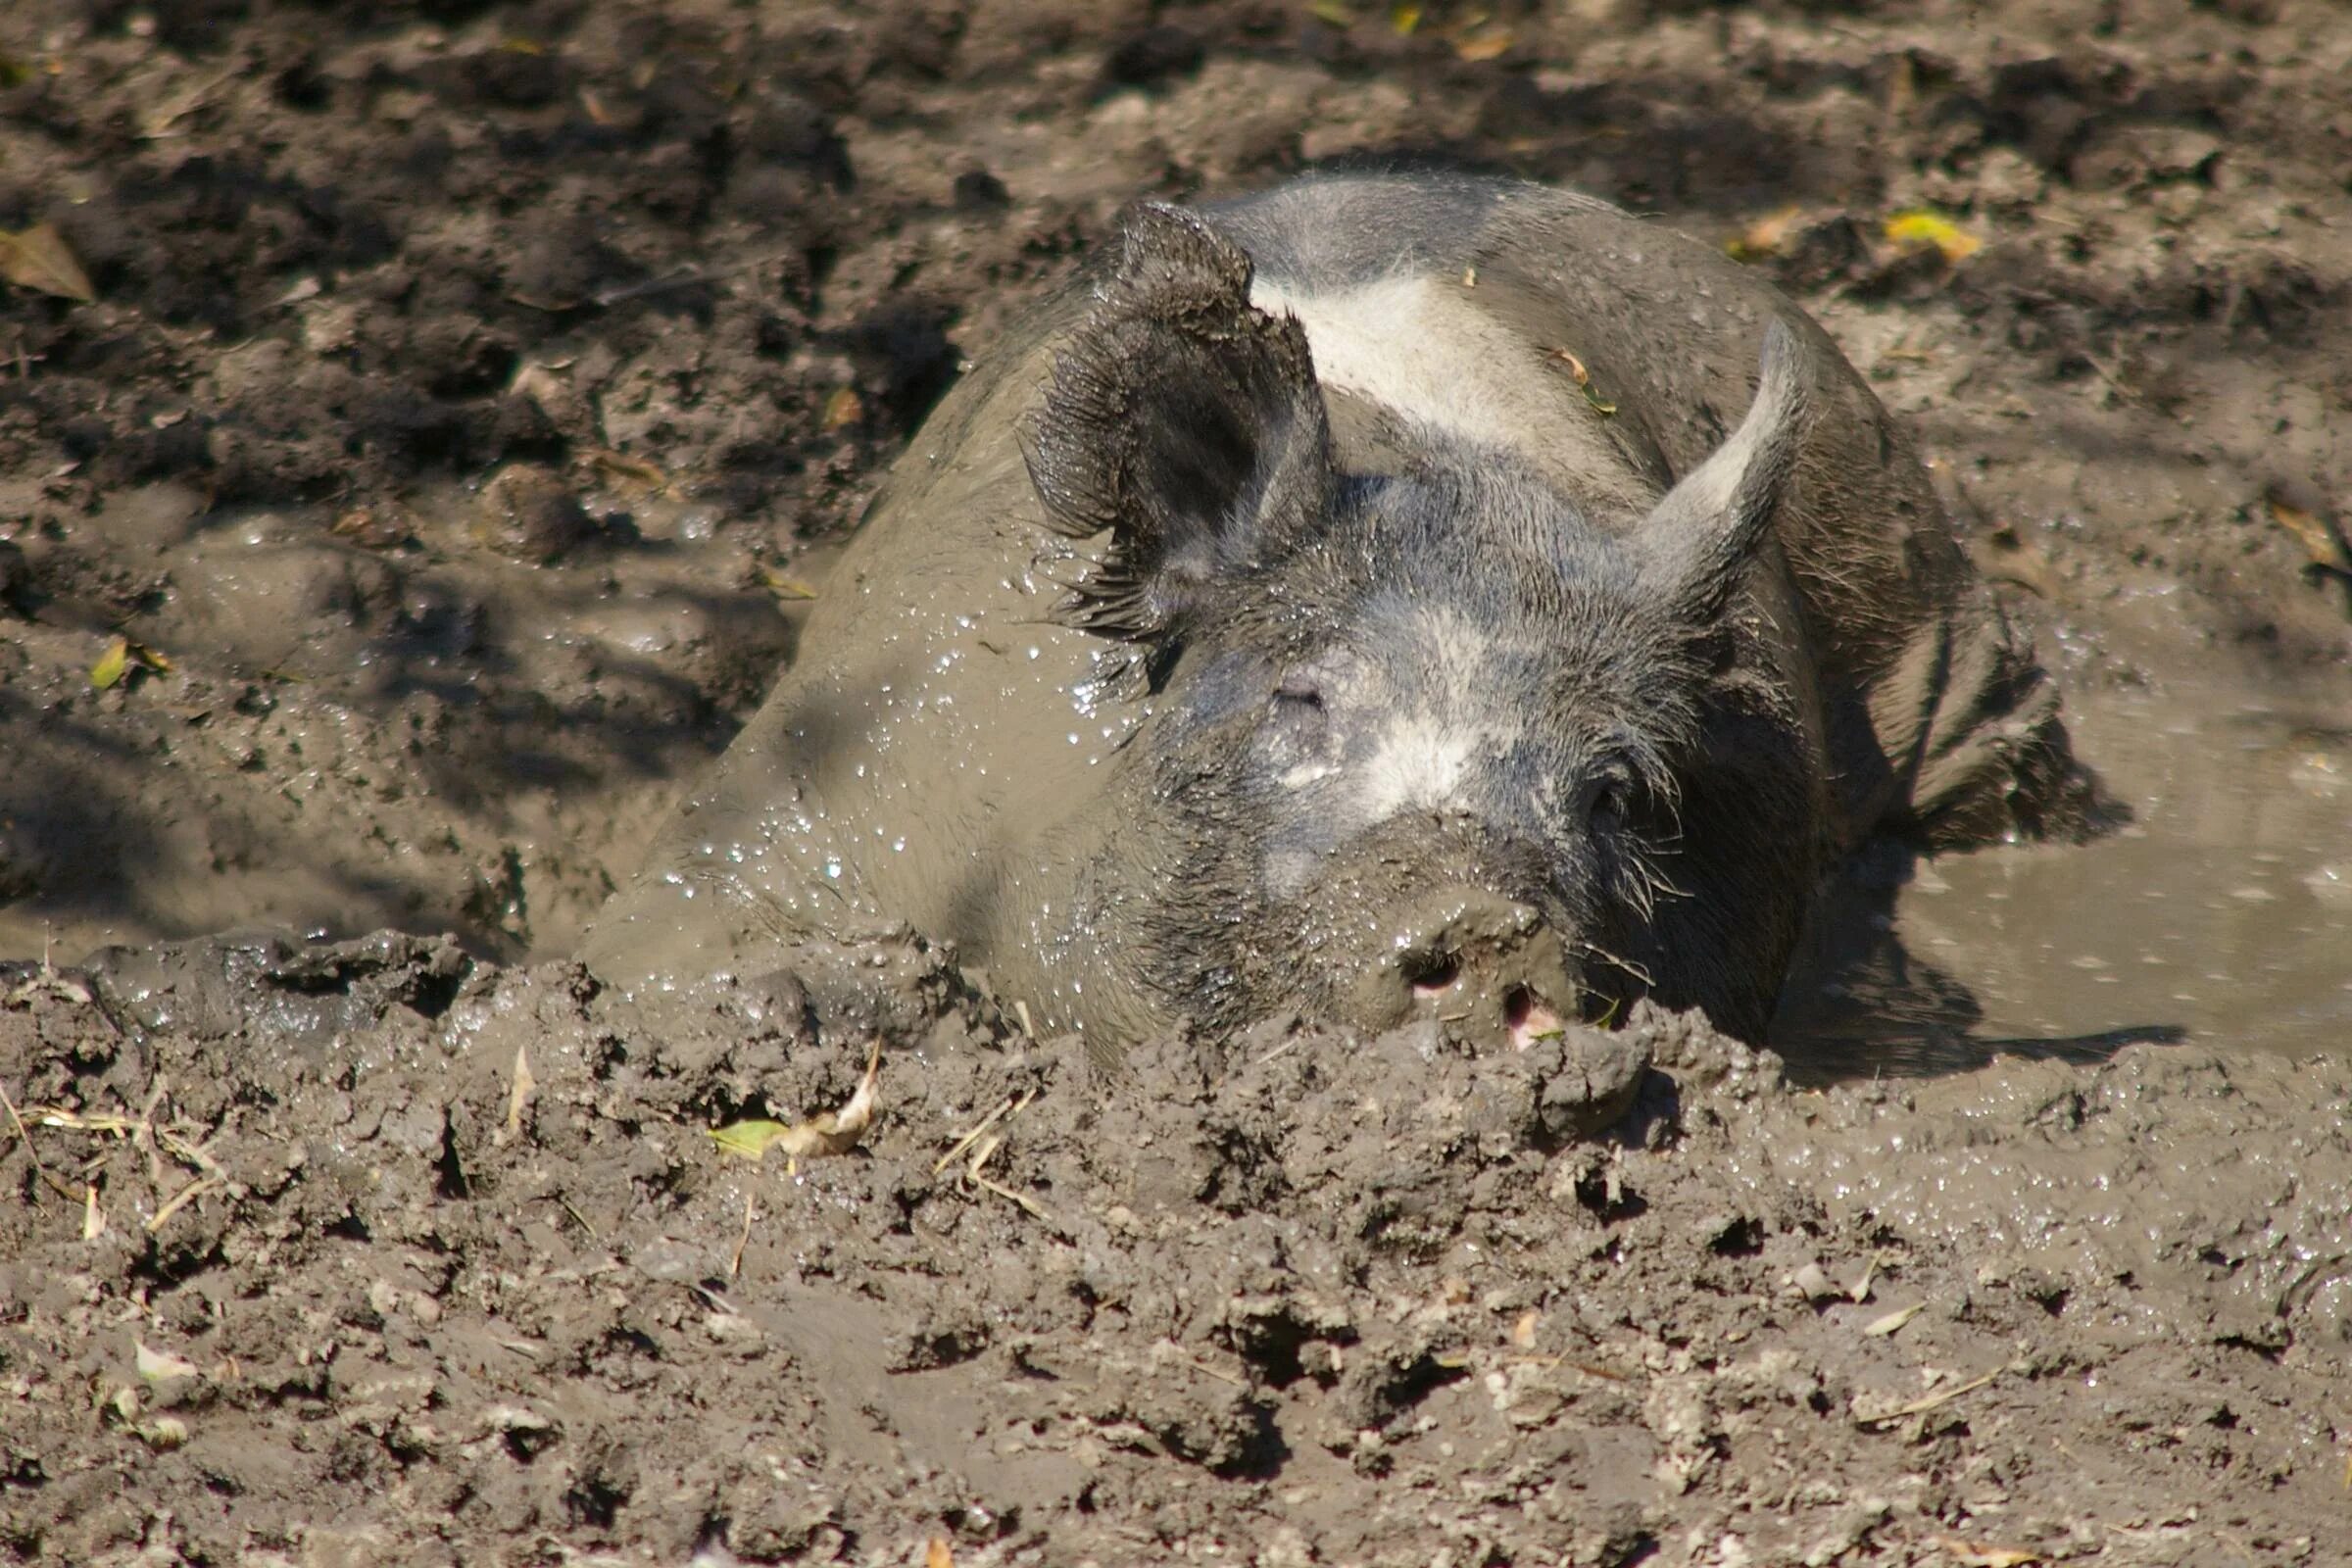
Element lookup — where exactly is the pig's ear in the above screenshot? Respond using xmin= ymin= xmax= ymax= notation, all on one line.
xmin=1023 ymin=202 xmax=1335 ymax=640
xmin=1634 ymin=318 xmax=1810 ymax=622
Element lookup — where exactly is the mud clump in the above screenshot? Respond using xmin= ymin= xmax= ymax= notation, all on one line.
xmin=5 ymin=936 xmax=2346 ymax=1564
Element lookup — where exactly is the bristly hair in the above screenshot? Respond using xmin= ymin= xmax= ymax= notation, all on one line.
xmin=1018 ymin=202 xmax=1332 ymax=644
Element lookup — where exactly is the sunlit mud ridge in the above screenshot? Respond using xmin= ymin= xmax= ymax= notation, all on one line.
xmin=4 ymin=933 xmax=2347 ymax=1563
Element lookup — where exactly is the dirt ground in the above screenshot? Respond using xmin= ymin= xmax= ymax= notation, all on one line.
xmin=2 ymin=1 xmax=2349 ymax=1563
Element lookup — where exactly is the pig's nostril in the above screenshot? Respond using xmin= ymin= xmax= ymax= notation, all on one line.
xmin=1505 ymin=986 xmax=1568 ymax=1050
xmin=1402 ymin=950 xmax=1460 ymax=994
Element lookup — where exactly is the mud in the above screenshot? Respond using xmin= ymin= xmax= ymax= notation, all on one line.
xmin=3 ymin=0 xmax=2350 ymax=1562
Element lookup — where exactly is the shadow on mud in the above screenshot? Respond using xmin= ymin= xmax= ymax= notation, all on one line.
xmin=1771 ymin=835 xmax=2186 ymax=1086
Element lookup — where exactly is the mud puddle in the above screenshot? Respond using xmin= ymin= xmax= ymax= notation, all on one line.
xmin=1780 ymin=609 xmax=2351 ymax=1076
xmin=0 ymin=475 xmax=821 ymax=970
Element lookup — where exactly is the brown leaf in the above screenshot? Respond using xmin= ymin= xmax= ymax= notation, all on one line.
xmin=585 ymin=446 xmax=667 ymax=487
xmin=2267 ymin=494 xmax=2351 ymax=576
xmin=760 ymin=567 xmax=820 ymax=601
xmin=1726 ymin=206 xmax=1803 ymax=263
xmin=0 ymin=223 xmax=97 ymax=304
xmin=1452 ymin=28 xmax=1514 ymax=62
xmin=710 ymin=1040 xmax=882 ymax=1163
xmin=822 ymin=386 xmax=863 ymax=431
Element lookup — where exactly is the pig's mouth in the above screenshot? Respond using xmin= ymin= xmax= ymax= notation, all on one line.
xmin=1315 ymin=882 xmax=1626 ymax=1048
xmin=1405 ymin=958 xmax=1619 ymax=1051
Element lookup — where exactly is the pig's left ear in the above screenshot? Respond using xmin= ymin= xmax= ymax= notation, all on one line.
xmin=1633 ymin=318 xmax=1811 ymax=623
xmin=1023 ymin=202 xmax=1335 ymax=640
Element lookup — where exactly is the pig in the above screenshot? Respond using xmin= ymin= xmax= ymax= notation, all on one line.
xmin=583 ymin=172 xmax=2083 ymax=1049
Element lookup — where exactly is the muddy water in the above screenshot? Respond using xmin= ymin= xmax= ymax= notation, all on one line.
xmin=1783 ymin=611 xmax=2352 ymax=1073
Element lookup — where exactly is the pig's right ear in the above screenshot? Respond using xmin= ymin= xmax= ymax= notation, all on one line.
xmin=1633 ymin=318 xmax=1811 ymax=625
xmin=1023 ymin=203 xmax=1335 ymax=641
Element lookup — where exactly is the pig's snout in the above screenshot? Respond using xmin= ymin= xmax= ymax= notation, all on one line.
xmin=1336 ymin=888 xmax=1592 ymax=1052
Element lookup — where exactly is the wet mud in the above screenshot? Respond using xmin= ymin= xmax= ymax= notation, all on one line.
xmin=3 ymin=0 xmax=2349 ymax=1562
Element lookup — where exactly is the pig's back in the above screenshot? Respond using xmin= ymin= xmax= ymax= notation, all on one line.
xmin=1204 ymin=173 xmax=2077 ymax=848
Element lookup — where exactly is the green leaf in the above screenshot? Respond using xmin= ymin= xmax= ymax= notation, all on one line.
xmin=710 ymin=1120 xmax=798 ymax=1160
xmin=90 ymin=635 xmax=129 ymax=689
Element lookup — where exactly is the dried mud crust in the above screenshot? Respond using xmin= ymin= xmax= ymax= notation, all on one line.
xmin=3 ymin=942 xmax=2348 ymax=1566
xmin=3 ymin=0 xmax=2352 ymax=1563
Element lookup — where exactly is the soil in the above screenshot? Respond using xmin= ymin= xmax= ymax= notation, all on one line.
xmin=1 ymin=1 xmax=2348 ymax=1564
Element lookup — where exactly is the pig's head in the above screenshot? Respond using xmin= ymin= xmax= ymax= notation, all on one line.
xmin=1022 ymin=204 xmax=1823 ymax=1046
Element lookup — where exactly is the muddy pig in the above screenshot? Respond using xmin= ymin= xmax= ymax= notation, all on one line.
xmin=584 ymin=173 xmax=2082 ymax=1048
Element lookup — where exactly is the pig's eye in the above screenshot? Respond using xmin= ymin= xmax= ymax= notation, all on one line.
xmin=1267 ymin=672 xmax=1327 ymax=741
xmin=1272 ymin=672 xmax=1323 ymax=709
xmin=1582 ymin=767 xmax=1635 ymax=828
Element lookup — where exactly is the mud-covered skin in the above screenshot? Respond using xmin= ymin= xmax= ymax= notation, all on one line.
xmin=587 ymin=173 xmax=2078 ymax=1046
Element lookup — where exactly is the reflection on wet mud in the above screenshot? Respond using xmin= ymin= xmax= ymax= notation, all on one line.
xmin=1777 ymin=625 xmax=2350 ymax=1081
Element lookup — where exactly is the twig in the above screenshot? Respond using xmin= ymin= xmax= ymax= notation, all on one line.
xmin=934 ymin=1089 xmax=1032 ymax=1175
xmin=1180 ymin=1352 xmax=1249 ymax=1390
xmin=967 ymin=1170 xmax=1055 ymax=1227
xmin=145 ymin=1174 xmax=220 ymax=1234
xmin=1854 ymin=1368 xmax=2001 ymax=1427
xmin=0 ymin=1078 xmax=77 ymax=1203
xmin=555 ymin=1196 xmax=599 ymax=1241
xmin=134 ymin=1078 xmax=168 ymax=1187
xmin=731 ymin=1190 xmax=755 ymax=1278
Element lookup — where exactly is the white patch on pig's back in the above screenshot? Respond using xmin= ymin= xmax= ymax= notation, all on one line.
xmin=1250 ymin=273 xmax=1574 ymax=455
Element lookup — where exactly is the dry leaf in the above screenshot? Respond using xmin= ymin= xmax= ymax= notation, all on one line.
xmin=81 ymin=1184 xmax=105 ymax=1240
xmin=0 ymin=223 xmax=97 ymax=304
xmin=1390 ymin=2 xmax=1421 ymax=34
xmin=1307 ymin=0 xmax=1357 ymax=24
xmin=1545 ymin=347 xmax=1618 ymax=416
xmin=710 ymin=1041 xmax=882 ymax=1162
xmin=2267 ymin=494 xmax=2351 ymax=576
xmin=138 ymin=1415 xmax=190 ymax=1449
xmin=1790 ymin=1261 xmax=1841 ymax=1301
xmin=585 ymin=446 xmax=666 ymax=487
xmin=1926 ymin=1538 xmax=2042 ymax=1568
xmin=821 ymin=386 xmax=863 ymax=431
xmin=1862 ymin=1302 xmax=1925 ymax=1338
xmin=760 ymin=567 xmax=819 ymax=601
xmin=502 ymin=1044 xmax=535 ymax=1143
xmin=136 ymin=1342 xmax=204 ymax=1382
xmin=1884 ymin=209 xmax=1982 ymax=265
xmin=1452 ymin=28 xmax=1514 ymax=62
xmin=926 ymin=1539 xmax=956 ymax=1568
xmin=1726 ymin=207 xmax=1802 ymax=263
xmin=90 ymin=635 xmax=129 ymax=690
xmin=90 ymin=635 xmax=172 ymax=689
